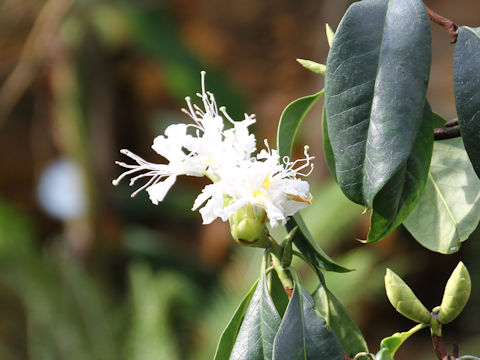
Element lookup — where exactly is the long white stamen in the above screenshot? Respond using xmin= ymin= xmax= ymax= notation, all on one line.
xmin=220 ymin=106 xmax=235 ymax=124
xmin=131 ymin=174 xmax=160 ymax=198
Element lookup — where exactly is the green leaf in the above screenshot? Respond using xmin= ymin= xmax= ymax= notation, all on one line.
xmin=367 ymin=104 xmax=433 ymax=242
xmin=454 ymin=26 xmax=480 ymax=179
xmin=312 ymin=282 xmax=368 ymax=356
xmin=277 ymin=90 xmax=324 ymax=159
xmin=324 ymin=0 xmax=431 ymax=207
xmin=276 ymin=91 xmax=350 ymax=273
xmin=286 ymin=214 xmax=352 ymax=273
xmin=296 ymin=59 xmax=326 ymax=75
xmin=269 ymin=270 xmax=289 ymax=318
xmin=214 ymin=280 xmax=258 ymax=360
xmin=230 ymin=267 xmax=281 ymax=360
xmin=272 ymin=271 xmax=344 ymax=360
xmin=403 ymin=138 xmax=480 ymax=253
xmin=377 ymin=324 xmax=427 ymax=357
xmin=322 ymin=105 xmax=337 ymax=182
xmin=374 ymin=348 xmax=394 ymax=360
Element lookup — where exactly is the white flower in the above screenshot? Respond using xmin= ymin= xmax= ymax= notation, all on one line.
xmin=113 ymin=71 xmax=314 ymax=232
xmin=192 ymin=142 xmax=313 ymax=227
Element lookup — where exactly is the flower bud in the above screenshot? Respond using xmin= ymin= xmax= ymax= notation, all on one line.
xmin=228 ymin=203 xmax=270 ymax=248
xmin=438 ymin=261 xmax=471 ymax=324
xmin=385 ymin=269 xmax=431 ymax=324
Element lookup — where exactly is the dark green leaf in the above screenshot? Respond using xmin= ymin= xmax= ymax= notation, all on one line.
xmin=269 ymin=270 xmax=289 ymax=318
xmin=322 ymin=105 xmax=337 ymax=182
xmin=230 ymin=270 xmax=281 ymax=360
xmin=276 ymin=92 xmax=350 ymax=273
xmin=214 ymin=280 xmax=259 ymax=360
xmin=272 ymin=271 xmax=344 ymax=360
xmin=432 ymin=112 xmax=447 ymax=127
xmin=324 ymin=0 xmax=431 ymax=207
xmin=454 ymin=26 xmax=480 ymax=179
xmin=312 ymin=283 xmax=368 ymax=356
xmin=286 ymin=214 xmax=352 ymax=273
xmin=367 ymin=104 xmax=433 ymax=242
xmin=403 ymin=138 xmax=480 ymax=253
xmin=277 ymin=91 xmax=324 ymax=159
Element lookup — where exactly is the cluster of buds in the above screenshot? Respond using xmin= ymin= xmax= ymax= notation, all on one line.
xmin=385 ymin=262 xmax=471 ymax=330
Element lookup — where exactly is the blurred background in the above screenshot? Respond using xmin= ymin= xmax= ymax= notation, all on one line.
xmin=0 ymin=0 xmax=479 ymax=359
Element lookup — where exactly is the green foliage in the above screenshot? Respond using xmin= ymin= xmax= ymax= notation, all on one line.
xmin=454 ymin=26 xmax=480 ymax=179
xmin=277 ymin=91 xmax=324 ymax=160
xmin=127 ymin=264 xmax=196 ymax=360
xmin=229 ymin=261 xmax=281 ymax=360
xmin=312 ymin=279 xmax=368 ymax=355
xmin=376 ymin=324 xmax=427 ymax=358
xmin=271 ymin=271 xmax=344 ymax=360
xmin=276 ymin=91 xmax=351 ymax=273
xmin=367 ymin=103 xmax=433 ymax=243
xmin=214 ymin=281 xmax=259 ymax=360
xmin=403 ymin=138 xmax=480 ymax=253
xmin=324 ymin=0 xmax=432 ymax=243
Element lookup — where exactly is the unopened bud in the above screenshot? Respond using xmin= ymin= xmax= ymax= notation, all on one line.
xmin=229 ymin=203 xmax=269 ymax=248
xmin=438 ymin=262 xmax=471 ymax=324
xmin=385 ymin=269 xmax=431 ymax=324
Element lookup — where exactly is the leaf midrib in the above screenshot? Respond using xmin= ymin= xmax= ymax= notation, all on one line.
xmin=428 ymin=172 xmax=461 ymax=243
xmin=362 ymin=0 xmax=391 ymax=206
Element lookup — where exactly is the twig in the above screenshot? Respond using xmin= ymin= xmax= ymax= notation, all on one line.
xmin=445 ymin=118 xmax=459 ymax=127
xmin=432 ymin=335 xmax=457 ymax=360
xmin=424 ymin=3 xmax=459 ymax=43
xmin=434 ymin=126 xmax=461 ymax=140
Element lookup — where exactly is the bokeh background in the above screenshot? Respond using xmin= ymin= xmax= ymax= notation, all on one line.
xmin=0 ymin=0 xmax=479 ymax=359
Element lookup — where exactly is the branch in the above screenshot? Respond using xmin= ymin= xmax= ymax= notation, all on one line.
xmin=434 ymin=126 xmax=461 ymax=141
xmin=424 ymin=3 xmax=459 ymax=43
xmin=445 ymin=118 xmax=459 ymax=127
xmin=432 ymin=335 xmax=457 ymax=360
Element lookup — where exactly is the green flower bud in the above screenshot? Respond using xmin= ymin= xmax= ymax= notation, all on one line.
xmin=228 ymin=203 xmax=270 ymax=248
xmin=385 ymin=269 xmax=431 ymax=324
xmin=438 ymin=261 xmax=471 ymax=324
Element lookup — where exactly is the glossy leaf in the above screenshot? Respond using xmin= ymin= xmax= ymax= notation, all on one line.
xmin=375 ymin=324 xmax=426 ymax=359
xmin=374 ymin=349 xmax=394 ymax=360
xmin=313 ymin=282 xmax=368 ymax=356
xmin=269 ymin=270 xmax=289 ymax=318
xmin=367 ymin=104 xmax=433 ymax=242
xmin=403 ymin=138 xmax=480 ymax=253
xmin=277 ymin=90 xmax=323 ymax=159
xmin=324 ymin=0 xmax=431 ymax=207
xmin=230 ymin=270 xmax=281 ymax=360
xmin=277 ymin=93 xmax=350 ymax=273
xmin=322 ymin=105 xmax=337 ymax=182
xmin=272 ymin=271 xmax=344 ymax=360
xmin=454 ymin=26 xmax=480 ymax=178
xmin=214 ymin=280 xmax=258 ymax=360
xmin=286 ymin=215 xmax=352 ymax=273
